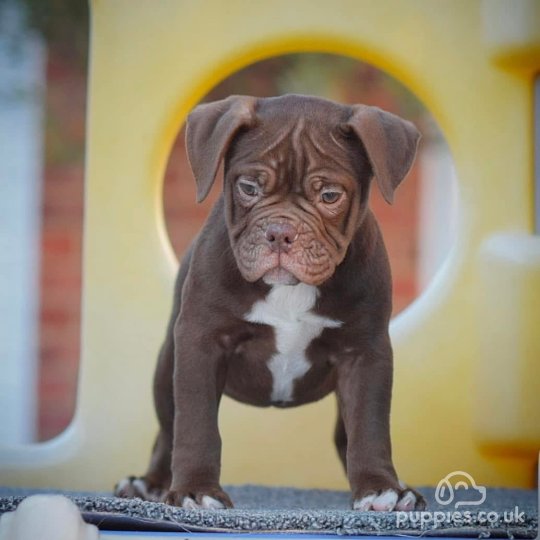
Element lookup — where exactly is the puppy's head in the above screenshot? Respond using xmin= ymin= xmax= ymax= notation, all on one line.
xmin=186 ymin=94 xmax=420 ymax=286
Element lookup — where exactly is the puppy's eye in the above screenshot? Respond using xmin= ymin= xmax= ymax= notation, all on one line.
xmin=238 ymin=181 xmax=259 ymax=197
xmin=321 ymin=191 xmax=342 ymax=204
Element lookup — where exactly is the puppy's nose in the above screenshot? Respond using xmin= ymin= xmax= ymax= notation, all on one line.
xmin=265 ymin=222 xmax=298 ymax=252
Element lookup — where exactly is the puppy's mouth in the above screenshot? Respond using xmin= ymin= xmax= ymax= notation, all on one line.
xmin=262 ymin=265 xmax=299 ymax=286
xmin=233 ymin=220 xmax=339 ymax=286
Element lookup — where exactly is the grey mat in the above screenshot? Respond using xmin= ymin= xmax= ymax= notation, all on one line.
xmin=0 ymin=485 xmax=537 ymax=538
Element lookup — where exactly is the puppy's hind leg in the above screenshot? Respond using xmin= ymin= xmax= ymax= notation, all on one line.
xmin=114 ymin=429 xmax=172 ymax=501
xmin=115 ymin=323 xmax=176 ymax=501
xmin=115 ymin=248 xmax=190 ymax=501
xmin=334 ymin=398 xmax=348 ymax=473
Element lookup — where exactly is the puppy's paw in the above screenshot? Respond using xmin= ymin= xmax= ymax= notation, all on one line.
xmin=352 ymin=482 xmax=426 ymax=511
xmin=165 ymin=486 xmax=233 ymax=509
xmin=114 ymin=476 xmax=165 ymax=502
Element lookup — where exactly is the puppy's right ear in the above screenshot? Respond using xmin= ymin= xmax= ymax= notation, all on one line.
xmin=186 ymin=95 xmax=258 ymax=203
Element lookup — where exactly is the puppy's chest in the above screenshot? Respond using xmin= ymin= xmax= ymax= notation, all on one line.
xmin=244 ymin=284 xmax=342 ymax=402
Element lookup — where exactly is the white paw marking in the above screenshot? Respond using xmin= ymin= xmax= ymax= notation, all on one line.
xmin=115 ymin=477 xmax=152 ymax=499
xmin=132 ymin=478 xmax=149 ymax=498
xmin=181 ymin=495 xmax=225 ymax=510
xmin=245 ymin=283 xmax=341 ymax=402
xmin=201 ymin=495 xmax=225 ymax=509
xmin=182 ymin=496 xmax=199 ymax=510
xmin=372 ymin=489 xmax=398 ymax=511
xmin=115 ymin=477 xmax=144 ymax=497
xmin=354 ymin=489 xmax=404 ymax=511
xmin=353 ymin=493 xmax=376 ymax=511
xmin=115 ymin=477 xmax=131 ymax=493
xmin=396 ymin=490 xmax=417 ymax=511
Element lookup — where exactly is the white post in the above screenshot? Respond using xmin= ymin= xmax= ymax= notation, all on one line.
xmin=417 ymin=137 xmax=459 ymax=291
xmin=0 ymin=2 xmax=46 ymax=444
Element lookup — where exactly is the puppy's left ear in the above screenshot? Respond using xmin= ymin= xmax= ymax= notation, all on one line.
xmin=186 ymin=95 xmax=258 ymax=202
xmin=346 ymin=105 xmax=421 ymax=204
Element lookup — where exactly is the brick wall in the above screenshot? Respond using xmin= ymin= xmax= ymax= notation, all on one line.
xmin=37 ymin=49 xmax=85 ymax=440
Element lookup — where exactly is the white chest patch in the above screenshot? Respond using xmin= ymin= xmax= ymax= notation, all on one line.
xmin=244 ymin=283 xmax=342 ymax=402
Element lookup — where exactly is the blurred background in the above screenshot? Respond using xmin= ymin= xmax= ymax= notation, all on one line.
xmin=0 ymin=0 xmax=457 ymax=444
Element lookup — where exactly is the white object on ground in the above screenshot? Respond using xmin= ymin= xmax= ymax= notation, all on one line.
xmin=0 ymin=494 xmax=99 ymax=540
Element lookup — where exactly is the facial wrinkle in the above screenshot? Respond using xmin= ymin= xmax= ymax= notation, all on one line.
xmin=330 ymin=130 xmax=347 ymax=151
xmin=304 ymin=129 xmax=351 ymax=173
xmin=258 ymin=123 xmax=296 ymax=160
xmin=290 ymin=119 xmax=306 ymax=186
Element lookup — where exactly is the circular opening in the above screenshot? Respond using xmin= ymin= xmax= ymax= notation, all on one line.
xmin=163 ymin=53 xmax=458 ymax=315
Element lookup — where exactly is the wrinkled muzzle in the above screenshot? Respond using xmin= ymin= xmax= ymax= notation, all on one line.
xmin=233 ymin=214 xmax=339 ymax=286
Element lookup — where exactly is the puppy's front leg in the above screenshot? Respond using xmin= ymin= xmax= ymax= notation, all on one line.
xmin=164 ymin=317 xmax=232 ymax=509
xmin=336 ymin=334 xmax=425 ymax=511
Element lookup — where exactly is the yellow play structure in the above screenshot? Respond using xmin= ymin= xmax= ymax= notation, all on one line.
xmin=1 ymin=0 xmax=539 ymax=498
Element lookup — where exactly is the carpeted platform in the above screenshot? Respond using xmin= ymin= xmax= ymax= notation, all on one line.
xmin=0 ymin=485 xmax=537 ymax=538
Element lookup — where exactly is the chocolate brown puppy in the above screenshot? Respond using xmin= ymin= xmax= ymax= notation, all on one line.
xmin=115 ymin=94 xmax=426 ymax=511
